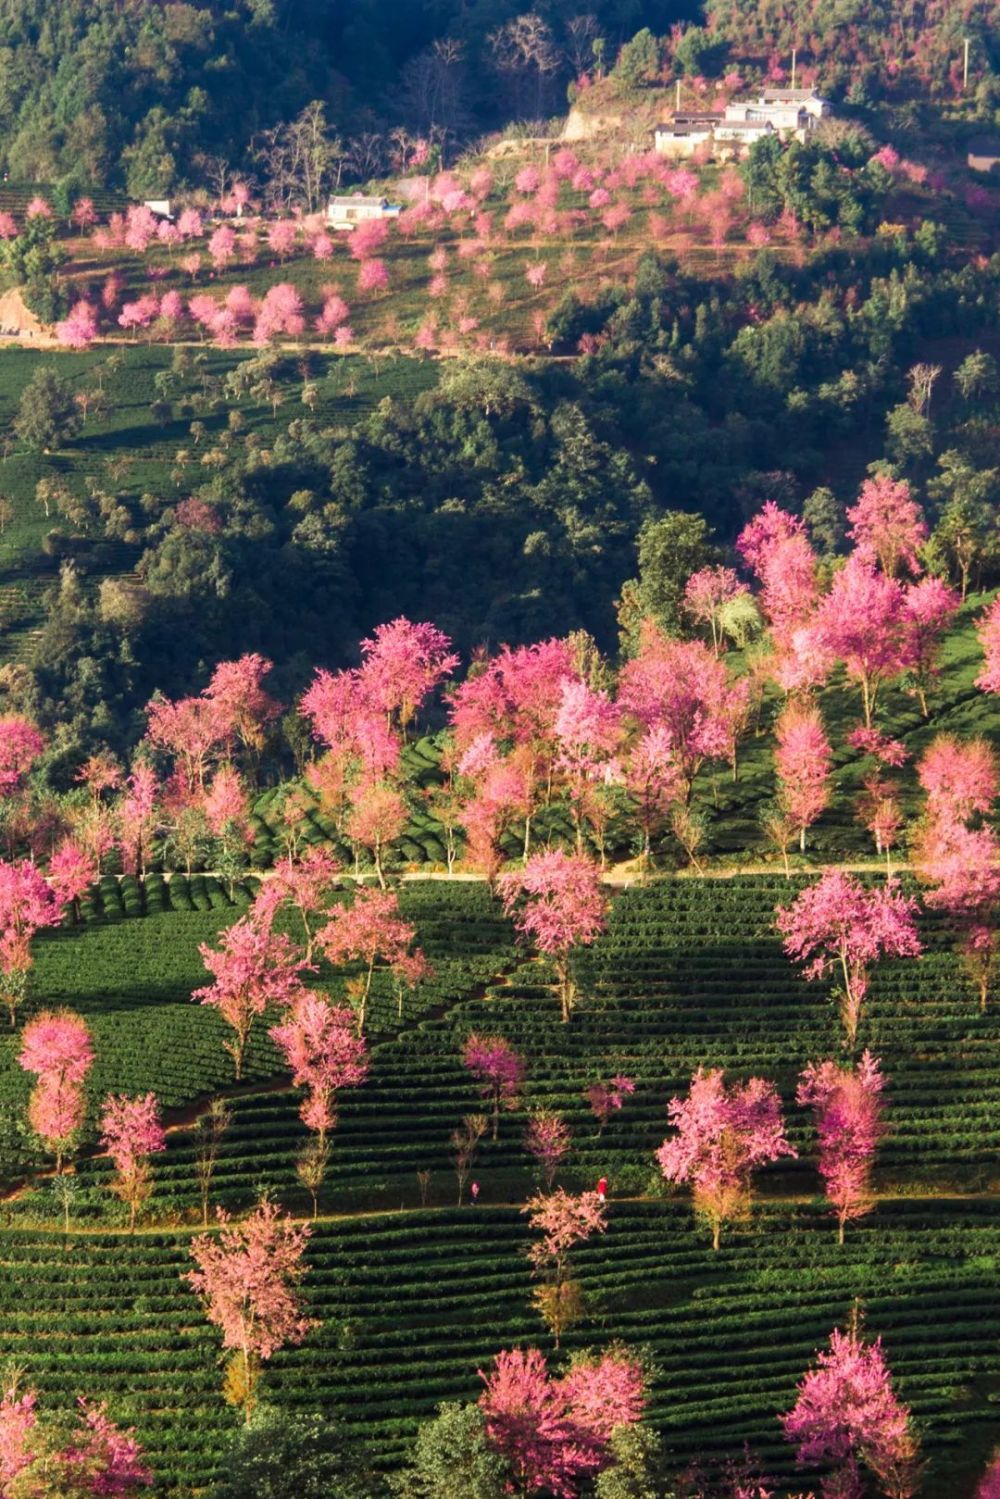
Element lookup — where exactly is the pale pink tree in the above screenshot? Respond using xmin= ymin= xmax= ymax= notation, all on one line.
xmin=773 ymin=700 xmax=833 ymax=861
xmin=975 ymin=596 xmax=1000 ymax=694
xmin=798 ymin=1052 xmax=887 ymax=1244
xmin=0 ymin=859 xmax=65 ymax=1025
xmin=118 ymin=295 xmax=159 ymax=338
xmin=461 ymin=1033 xmax=524 ymax=1140
xmin=209 ymin=224 xmax=237 ymax=271
xmin=19 ymin=1009 xmax=94 ymax=1172
xmin=782 ymin=1323 xmax=922 ymax=1499
xmin=524 ymin=1110 xmax=572 ymax=1190
xmin=656 ymin=1066 xmax=795 ymax=1250
xmin=266 ymin=220 xmax=298 ymax=260
xmin=847 ymin=475 xmax=927 ymax=579
xmin=358 ymin=258 xmax=389 ymax=294
xmin=252 ymin=282 xmax=305 ymax=343
xmin=777 ymin=870 xmax=922 ymax=1048
xmin=194 ymin=909 xmax=312 ymax=1078
xmin=814 ymin=557 xmax=915 ymax=726
xmin=117 ymin=763 xmax=160 ymax=877
xmin=317 ymin=886 xmax=427 ymax=1035
xmin=683 ymin=565 xmax=750 ymax=654
xmin=902 ymin=576 xmax=959 ymax=716
xmin=624 ymin=724 xmax=684 ymax=877
xmin=55 ymin=300 xmax=100 ymax=350
xmin=499 ymin=850 xmax=607 ymax=1022
xmin=70 ymin=197 xmax=98 ymax=231
xmin=254 ymin=847 xmax=341 ymax=959
xmin=99 ymin=1092 xmax=167 ymax=1232
xmin=917 ymin=734 xmax=997 ymax=823
xmin=847 ymin=728 xmax=909 ymax=872
xmin=204 ymin=653 xmax=281 ymax=772
xmin=554 ymin=678 xmax=622 ymax=855
xmin=479 ymin=1344 xmax=645 ymax=1495
xmin=585 ymin=1074 xmax=636 ymax=1135
xmin=523 ymin=1188 xmax=605 ymax=1346
xmin=187 ymin=1199 xmax=316 ymax=1419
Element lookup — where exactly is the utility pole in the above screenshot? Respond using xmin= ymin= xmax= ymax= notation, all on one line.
xmin=963 ymin=37 xmax=970 ymax=92
xmin=791 ymin=48 xmax=797 ymax=88
xmin=676 ymin=78 xmax=681 ymax=113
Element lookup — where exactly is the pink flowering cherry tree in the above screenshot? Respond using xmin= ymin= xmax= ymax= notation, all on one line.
xmin=187 ymin=1198 xmax=316 ymax=1419
xmin=19 ymin=1008 xmax=94 ymax=1172
xmin=499 ymin=850 xmax=608 ymax=1023
xmin=585 ymin=1073 xmax=636 ymax=1135
xmin=461 ymin=1033 xmax=525 ymax=1140
xmin=0 ymin=1377 xmax=152 ymax=1496
xmin=656 ymin=1066 xmax=795 ymax=1250
xmin=783 ymin=1322 xmax=923 ymax=1499
xmin=523 ymin=1187 xmax=606 ymax=1346
xmin=772 ymin=700 xmax=833 ymax=863
xmin=0 ymin=860 xmax=65 ymax=1025
xmin=847 ymin=475 xmax=927 ymax=579
xmin=975 ymin=596 xmax=1000 ymax=694
xmin=777 ymin=870 xmax=921 ymax=1048
xmin=194 ymin=908 xmax=312 ymax=1078
xmin=99 ymin=1092 xmax=167 ymax=1232
xmin=317 ymin=886 xmax=427 ymax=1035
xmin=479 ymin=1344 xmax=645 ymax=1496
xmin=798 ymin=1051 xmax=887 ymax=1244
xmin=524 ymin=1110 xmax=572 ymax=1190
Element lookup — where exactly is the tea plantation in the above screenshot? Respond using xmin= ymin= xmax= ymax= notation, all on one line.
xmin=0 ymin=874 xmax=998 ymax=1495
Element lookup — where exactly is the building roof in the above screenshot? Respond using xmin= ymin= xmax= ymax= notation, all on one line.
xmin=760 ymin=87 xmax=826 ymax=101
xmin=328 ymin=195 xmax=389 ymax=208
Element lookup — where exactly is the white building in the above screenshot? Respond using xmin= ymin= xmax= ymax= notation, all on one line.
xmin=327 ymin=195 xmax=401 ymax=230
xmin=653 ymin=88 xmax=829 ymax=160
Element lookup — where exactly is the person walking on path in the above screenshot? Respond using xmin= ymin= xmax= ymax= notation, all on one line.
xmin=597 ymin=1176 xmax=608 ymax=1204
xmin=470 ymin=1180 xmax=480 ymax=1205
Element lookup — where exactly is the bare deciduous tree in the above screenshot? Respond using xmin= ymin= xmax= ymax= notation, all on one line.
xmin=253 ymin=101 xmax=343 ymax=211
xmin=907 ymin=362 xmax=943 ymax=417
xmin=488 ymin=13 xmax=560 ymax=118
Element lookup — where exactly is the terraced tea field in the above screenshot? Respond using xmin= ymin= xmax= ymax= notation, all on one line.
xmin=1 ymin=875 xmax=999 ymax=1495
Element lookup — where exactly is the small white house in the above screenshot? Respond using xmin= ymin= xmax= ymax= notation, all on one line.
xmin=327 ymin=195 xmax=401 ymax=230
xmin=653 ymin=88 xmax=830 ymax=160
xmin=143 ymin=198 xmax=173 ymax=220
xmin=653 ymin=114 xmax=721 ymax=158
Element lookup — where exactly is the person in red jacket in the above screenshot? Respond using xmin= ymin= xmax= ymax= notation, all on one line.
xmin=597 ymin=1176 xmax=608 ymax=1204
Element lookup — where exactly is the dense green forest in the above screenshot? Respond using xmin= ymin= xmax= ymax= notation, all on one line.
xmin=1 ymin=0 xmax=996 ymax=196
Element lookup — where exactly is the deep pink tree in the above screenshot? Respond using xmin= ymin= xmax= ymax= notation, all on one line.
xmin=0 ymin=715 xmax=45 ymax=795
xmin=773 ymin=701 xmax=833 ymax=858
xmin=461 ymin=1033 xmax=525 ymax=1140
xmin=0 ymin=859 xmax=65 ymax=1025
xmin=776 ymin=871 xmax=922 ymax=1048
xmin=618 ymin=624 xmax=733 ymax=799
xmin=797 ymin=1051 xmax=887 ymax=1244
xmin=624 ymin=724 xmax=684 ymax=876
xmin=358 ymin=617 xmax=459 ymax=733
xmin=847 ymin=475 xmax=927 ymax=579
xmin=479 ymin=1345 xmax=644 ymax=1497
xmin=918 ymin=734 xmax=998 ymax=823
xmin=48 ymin=838 xmax=96 ymax=924
xmin=187 ymin=1199 xmax=315 ymax=1419
xmin=0 ymin=1379 xmax=152 ymax=1496
xmin=782 ymin=1324 xmax=922 ymax=1499
xmin=656 ymin=1066 xmax=795 ymax=1250
xmin=99 ymin=1092 xmax=167 ymax=1232
xmin=814 ymin=557 xmax=915 ymax=726
xmin=204 ymin=653 xmax=281 ymax=770
xmin=19 ymin=1009 xmax=94 ymax=1171
xmin=499 ymin=850 xmax=607 ymax=1022
xmin=269 ymin=992 xmax=368 ymax=1144
xmin=737 ymin=503 xmax=819 ymax=654
xmin=318 ymin=886 xmax=427 ymax=1035
xmin=978 ymin=1456 xmax=1000 ymax=1499
xmin=901 ymin=576 xmax=960 ymax=715
xmin=585 ymin=1072 xmax=636 ymax=1139
xmin=194 ymin=909 xmax=312 ymax=1078
xmin=117 ymin=764 xmax=160 ymax=877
